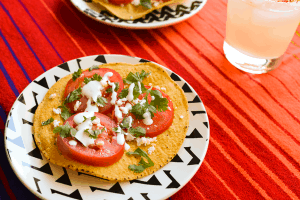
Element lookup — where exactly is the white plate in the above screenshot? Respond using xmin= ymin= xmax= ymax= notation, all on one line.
xmin=4 ymin=55 xmax=209 ymax=200
xmin=70 ymin=0 xmax=207 ymax=29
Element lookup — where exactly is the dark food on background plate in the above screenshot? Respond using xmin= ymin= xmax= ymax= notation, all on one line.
xmin=92 ymin=0 xmax=183 ymax=20
xmin=33 ymin=62 xmax=189 ymax=181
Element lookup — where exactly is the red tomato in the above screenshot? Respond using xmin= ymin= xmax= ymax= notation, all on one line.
xmin=57 ymin=112 xmax=124 ymax=167
xmin=112 ymin=87 xmax=174 ymax=138
xmin=64 ymin=68 xmax=124 ymax=115
xmin=108 ymin=0 xmax=133 ymax=5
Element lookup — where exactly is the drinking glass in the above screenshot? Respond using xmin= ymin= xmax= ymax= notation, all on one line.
xmin=224 ymin=0 xmax=300 ymax=74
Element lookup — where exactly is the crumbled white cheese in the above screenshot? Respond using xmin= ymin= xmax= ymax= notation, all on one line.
xmin=155 ymin=86 xmax=160 ymax=90
xmin=143 ymin=109 xmax=153 ymax=125
xmin=74 ymin=101 xmax=81 ymax=111
xmin=100 ymin=72 xmax=113 ymax=87
xmin=115 ymin=105 xmax=123 ymax=121
xmin=49 ymin=93 xmax=57 ymax=99
xmin=117 ymin=132 xmax=125 ymax=145
xmin=53 ymin=108 xmax=61 ymax=114
xmin=167 ymin=106 xmax=171 ymax=111
xmin=136 ymin=137 xmax=157 ymax=146
xmin=69 ymin=140 xmax=77 ymax=146
xmin=151 ymin=96 xmax=155 ymax=100
xmin=53 ymin=120 xmax=60 ymax=127
xmin=180 ymin=115 xmax=184 ymax=119
xmin=126 ymin=133 xmax=136 ymax=141
xmin=161 ymin=87 xmax=166 ymax=91
xmin=96 ymin=140 xmax=104 ymax=146
xmin=153 ymin=2 xmax=159 ymax=6
xmin=148 ymin=145 xmax=156 ymax=155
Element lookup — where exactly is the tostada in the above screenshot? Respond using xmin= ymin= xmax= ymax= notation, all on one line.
xmin=33 ymin=62 xmax=189 ymax=181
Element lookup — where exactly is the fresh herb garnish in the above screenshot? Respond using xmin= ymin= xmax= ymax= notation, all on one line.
xmin=84 ymin=77 xmax=92 ymax=84
xmin=89 ymin=65 xmax=99 ymax=71
xmin=106 ymin=82 xmax=120 ymax=93
xmin=42 ymin=117 xmax=54 ymax=126
xmin=149 ymin=90 xmax=168 ymax=112
xmin=89 ymin=128 xmax=105 ymax=139
xmin=126 ymin=148 xmax=154 ymax=173
xmin=84 ymin=129 xmax=90 ymax=134
xmin=53 ymin=122 xmax=77 ymax=138
xmin=58 ymin=105 xmax=73 ymax=120
xmin=120 ymin=117 xmax=132 ymax=129
xmin=140 ymin=0 xmax=152 ymax=9
xmin=97 ymin=96 xmax=108 ymax=107
xmin=123 ymin=70 xmax=150 ymax=84
xmin=66 ymin=87 xmax=82 ymax=103
xmin=91 ymin=116 xmax=96 ymax=121
xmin=129 ymin=127 xmax=146 ymax=137
xmin=92 ymin=73 xmax=102 ymax=81
xmin=83 ymin=116 xmax=87 ymax=122
xmin=118 ymin=88 xmax=129 ymax=99
xmin=72 ymin=68 xmax=82 ymax=81
xmin=83 ymin=74 xmax=102 ymax=84
xmin=118 ymin=83 xmax=147 ymax=99
xmin=131 ymin=103 xmax=147 ymax=119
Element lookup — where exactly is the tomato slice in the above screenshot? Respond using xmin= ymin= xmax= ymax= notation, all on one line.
xmin=57 ymin=112 xmax=124 ymax=167
xmin=108 ymin=0 xmax=133 ymax=5
xmin=131 ymin=87 xmax=174 ymax=137
xmin=112 ymin=86 xmax=174 ymax=137
xmin=64 ymin=68 xmax=124 ymax=114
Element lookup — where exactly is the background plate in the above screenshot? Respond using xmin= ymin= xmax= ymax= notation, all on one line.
xmin=4 ymin=55 xmax=209 ymax=200
xmin=70 ymin=0 xmax=207 ymax=29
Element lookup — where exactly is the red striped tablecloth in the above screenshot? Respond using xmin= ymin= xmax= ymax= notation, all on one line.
xmin=1 ymin=0 xmax=300 ymax=199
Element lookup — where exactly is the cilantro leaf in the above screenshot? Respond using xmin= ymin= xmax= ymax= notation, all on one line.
xmin=83 ymin=116 xmax=87 ymax=122
xmin=126 ymin=148 xmax=154 ymax=173
xmin=89 ymin=128 xmax=105 ymax=139
xmin=131 ymin=103 xmax=147 ymax=119
xmin=93 ymin=73 xmax=102 ymax=81
xmin=106 ymin=82 xmax=120 ymax=93
xmin=66 ymin=87 xmax=82 ymax=103
xmin=84 ymin=129 xmax=90 ymax=134
xmin=53 ymin=122 xmax=77 ymax=138
xmin=72 ymin=68 xmax=82 ymax=81
xmin=42 ymin=117 xmax=54 ymax=126
xmin=123 ymin=70 xmax=150 ymax=84
xmin=118 ymin=89 xmax=128 ymax=99
xmin=97 ymin=96 xmax=107 ymax=107
xmin=150 ymin=95 xmax=168 ymax=112
xmin=91 ymin=116 xmax=96 ymax=121
xmin=84 ymin=77 xmax=92 ymax=84
xmin=89 ymin=65 xmax=99 ymax=71
xmin=129 ymin=127 xmax=146 ymax=137
xmin=132 ymin=83 xmax=147 ymax=99
xmin=121 ymin=117 xmax=132 ymax=129
xmin=58 ymin=105 xmax=73 ymax=120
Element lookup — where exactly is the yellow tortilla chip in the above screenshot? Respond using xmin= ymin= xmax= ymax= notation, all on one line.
xmin=92 ymin=0 xmax=183 ymax=20
xmin=33 ymin=62 xmax=189 ymax=181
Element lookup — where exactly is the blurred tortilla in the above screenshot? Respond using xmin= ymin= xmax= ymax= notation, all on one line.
xmin=33 ymin=62 xmax=189 ymax=181
xmin=93 ymin=0 xmax=183 ymax=20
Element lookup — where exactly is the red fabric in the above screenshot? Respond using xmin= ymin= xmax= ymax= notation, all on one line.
xmin=1 ymin=0 xmax=300 ymax=199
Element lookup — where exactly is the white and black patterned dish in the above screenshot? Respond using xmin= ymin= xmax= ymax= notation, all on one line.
xmin=70 ymin=0 xmax=207 ymax=29
xmin=5 ymin=55 xmax=209 ymax=200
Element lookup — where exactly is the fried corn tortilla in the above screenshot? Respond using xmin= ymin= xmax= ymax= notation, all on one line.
xmin=33 ymin=62 xmax=189 ymax=181
xmin=92 ymin=0 xmax=183 ymax=20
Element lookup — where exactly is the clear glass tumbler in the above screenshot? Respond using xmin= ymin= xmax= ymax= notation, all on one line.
xmin=224 ymin=0 xmax=300 ymax=74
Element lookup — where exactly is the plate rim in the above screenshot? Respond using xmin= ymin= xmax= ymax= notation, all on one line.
xmin=70 ymin=0 xmax=208 ymax=29
xmin=4 ymin=54 xmax=210 ymax=200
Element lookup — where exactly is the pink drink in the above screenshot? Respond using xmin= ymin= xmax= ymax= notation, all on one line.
xmin=224 ymin=0 xmax=300 ymax=73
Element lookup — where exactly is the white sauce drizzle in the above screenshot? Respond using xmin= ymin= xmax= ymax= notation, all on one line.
xmin=117 ymin=132 xmax=125 ymax=145
xmin=127 ymin=83 xmax=135 ymax=102
xmin=82 ymin=80 xmax=103 ymax=103
xmin=114 ymin=105 xmax=123 ymax=121
xmin=128 ymin=116 xmax=133 ymax=127
xmin=120 ymin=103 xmax=132 ymax=114
xmin=69 ymin=140 xmax=77 ymax=146
xmin=143 ymin=109 xmax=153 ymax=125
xmin=138 ymin=82 xmax=142 ymax=94
xmin=75 ymin=119 xmax=95 ymax=147
xmin=85 ymin=99 xmax=99 ymax=112
xmin=109 ymin=82 xmax=117 ymax=105
xmin=100 ymin=72 xmax=113 ymax=87
xmin=125 ymin=143 xmax=130 ymax=150
xmin=73 ymin=111 xmax=95 ymax=124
